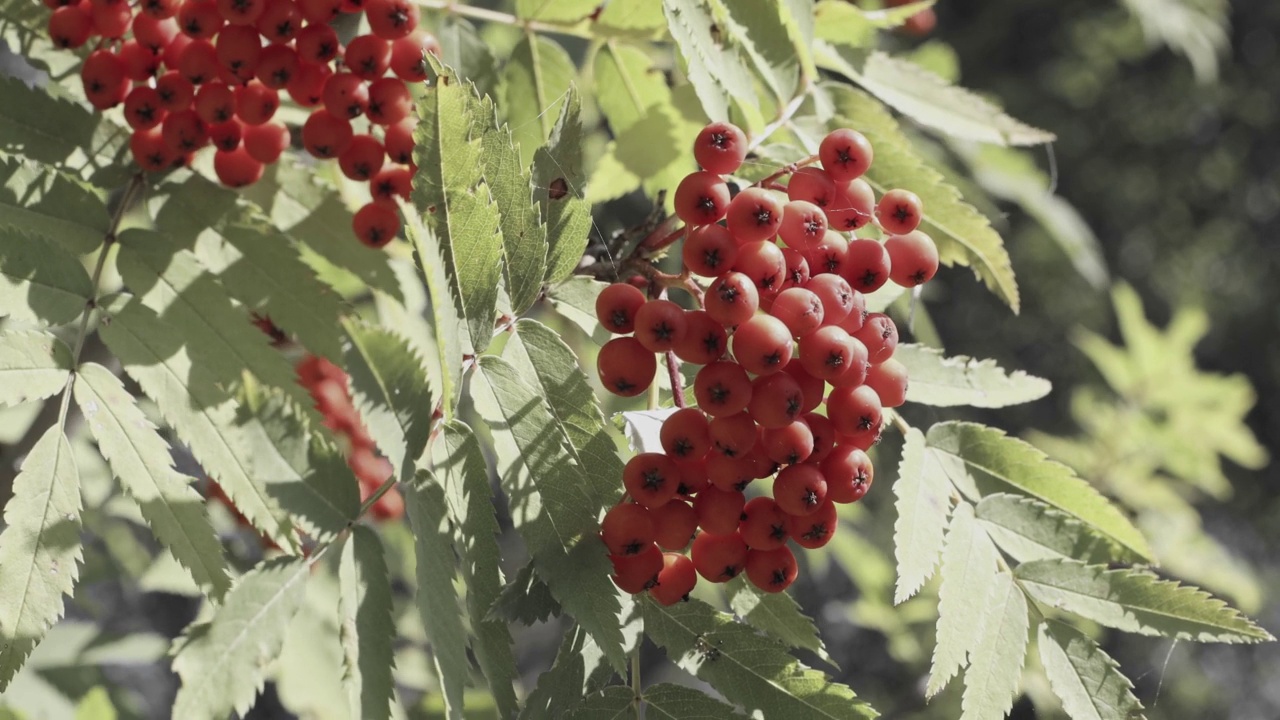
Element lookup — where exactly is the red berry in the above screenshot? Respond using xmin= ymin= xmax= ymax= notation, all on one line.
xmin=731 ymin=314 xmax=792 ymax=376
xmin=803 ymin=412 xmax=836 ymax=464
xmin=178 ymin=0 xmax=224 ymax=39
xmin=302 ymin=109 xmax=353 ymax=158
xmin=256 ymin=0 xmax=302 ymax=42
xmin=704 ymin=271 xmax=759 ymax=327
xmin=773 ymin=464 xmax=827 ymax=516
xmin=390 ymin=31 xmax=439 ymax=81
xmin=761 ymin=419 xmax=814 ymax=465
xmin=208 ymin=119 xmax=243 ymax=151
xmin=243 ymin=122 xmax=290 ymax=163
xmin=82 ymin=50 xmax=130 ymax=110
xmin=747 ymin=372 xmax=803 ymax=429
xmin=176 ymin=37 xmax=219 ymax=84
xmin=827 ymin=385 xmax=882 ymax=437
xmin=770 ymin=287 xmax=824 ymax=339
xmin=726 ymin=187 xmax=784 ymax=244
xmin=369 ymin=166 xmax=411 ymax=202
xmin=124 ymin=87 xmax=166 ymax=131
xmin=745 ymin=546 xmax=798 ymax=592
xmin=611 ymin=543 xmax=663 ymax=593
xmin=674 ymin=459 xmax=710 ymax=496
xmin=155 ymin=71 xmax=195 ymax=112
xmin=216 ymin=0 xmax=265 ymax=25
xmin=708 ymin=412 xmax=757 ymax=458
xmin=653 ymin=500 xmax=698 ymax=551
xmin=633 ymin=299 xmax=687 ymax=353
xmin=90 ymin=0 xmax=132 ymax=38
xmin=674 ymin=171 xmax=730 ymax=226
xmin=129 ymin=128 xmax=175 ymax=172
xmin=694 ymin=485 xmax=746 ymax=535
xmin=787 ymin=166 xmax=837 ymax=208
xmin=296 ymin=22 xmax=339 ymax=62
xmin=798 ymin=325 xmax=856 ymax=381
xmin=623 ymin=453 xmax=681 ymax=509
xmin=682 ymin=224 xmax=737 ymax=278
xmin=133 ymin=13 xmax=180 ymax=51
xmin=822 ymin=446 xmax=874 ymax=504
xmin=161 ymin=109 xmax=208 ymax=154
xmin=384 ymin=118 xmax=416 ymax=165
xmin=353 ymin=201 xmax=401 ymax=248
xmin=256 ymin=43 xmax=300 ymax=88
xmin=693 ymin=121 xmax=747 ymax=175
xmin=660 ymin=408 xmax=712 ymax=461
xmin=739 ymin=497 xmax=790 ymax=551
xmin=705 ymin=452 xmax=755 ymax=492
xmin=366 ymin=77 xmax=412 ymax=125
xmin=142 ymin=0 xmax=180 ymax=18
xmin=673 ymin=310 xmax=728 ymax=365
xmin=287 ymin=61 xmax=332 ymax=107
xmin=595 ymin=282 xmax=646 ymax=335
xmin=195 ymin=82 xmax=237 ymax=124
xmin=693 ymin=361 xmax=752 ymax=418
xmin=782 ymin=360 xmax=824 ymax=414
xmin=885 ymin=230 xmax=939 ymax=287
xmin=780 ymin=247 xmax=811 ymax=289
xmin=865 ymin=359 xmax=908 ymax=408
xmin=690 ymin=530 xmax=749 ymax=582
xmin=734 ymin=240 xmax=786 ymax=297
xmin=876 ymin=188 xmax=923 ymax=234
xmin=365 ymin=0 xmax=418 ymax=39
xmin=854 ymin=313 xmax=899 ymax=364
xmin=216 ymin=23 xmax=262 ymax=82
xmin=819 ymin=128 xmax=874 ymax=183
xmin=338 ymin=134 xmax=386 ymax=181
xmin=345 ymin=34 xmax=391 ymax=79
xmin=802 ymin=230 xmax=849 ymax=276
xmin=48 ymin=4 xmax=94 ymax=48
xmin=843 ymin=238 xmax=892 ymax=293
xmin=297 ymin=0 xmax=339 ymax=23
xmin=236 ymin=81 xmax=279 ymax=125
xmin=649 ymin=552 xmax=697 ymax=605
xmin=805 ymin=274 xmax=856 ymax=327
xmin=213 ymin=146 xmax=264 ymax=187
xmin=597 ymin=337 xmax=655 ymax=397
xmin=787 ymin=500 xmax=837 ymax=549
xmin=779 ymin=200 xmax=828 ymax=251
xmin=826 ymin=178 xmax=875 ymax=232
xmin=601 ymin=503 xmax=656 ymax=556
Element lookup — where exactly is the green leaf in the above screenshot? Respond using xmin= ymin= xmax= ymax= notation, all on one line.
xmin=1014 ymin=559 xmax=1273 ymax=643
xmin=428 ymin=421 xmax=519 ymax=718
xmin=925 ymin=422 xmax=1151 ymax=560
xmin=596 ymin=1 xmax=667 ymax=34
xmin=895 ymin=344 xmax=1051 ymax=408
xmin=642 ymin=597 xmax=877 ymax=719
xmin=515 ymin=0 xmax=598 ymax=22
xmin=504 ymin=319 xmax=623 ymax=507
xmin=593 ymin=43 xmax=672 ymax=135
xmin=585 ymin=100 xmax=691 ymax=204
xmin=892 ymin=426 xmax=950 ymax=604
xmin=74 ymin=686 xmax=116 ymax=720
xmin=709 ymin=0 xmax=807 ymax=100
xmin=852 ymin=52 xmax=1054 ymax=146
xmin=501 ymin=35 xmax=576 ymax=166
xmin=532 ymin=88 xmax=594 ymax=285
xmin=520 ymin=626 xmax=590 ymax=720
xmin=470 ymin=355 xmax=625 ymax=672
xmin=0 ymin=74 xmax=131 ymax=187
xmin=492 ymin=561 xmax=562 ymax=624
xmin=1119 ymin=0 xmax=1227 ymax=82
xmin=727 ymin=576 xmax=834 ymax=666
xmin=927 ymin=502 xmax=998 ymax=698
xmin=813 ymin=0 xmax=937 ymax=47
xmin=402 ymin=211 xmax=462 ymax=419
xmin=403 ymin=472 xmax=468 ymax=719
xmin=338 ymin=526 xmax=397 ymax=720
xmin=171 ymin=557 xmax=310 ymax=719
xmin=0 ymin=232 xmax=92 ymax=325
xmin=153 ymin=175 xmax=345 ymax=361
xmin=341 ymin=321 xmax=434 ymax=476
xmin=114 ymin=229 xmax=310 ymax=408
xmin=662 ymin=0 xmax=757 ymax=122
xmin=436 ymin=16 xmax=499 ymax=97
xmin=828 ymin=86 xmax=1020 ymax=310
xmin=0 ymin=426 xmax=81 ymax=691
xmin=481 ymin=116 xmax=548 ymax=314
xmin=239 ymin=161 xmax=400 ymax=298
xmin=960 ymin=571 xmax=1029 ymax=720
xmin=0 ymin=330 xmax=71 ymax=408
xmin=413 ymin=60 xmax=505 ymax=354
xmin=564 ymin=686 xmax=633 ymax=720
xmin=645 ymin=683 xmax=750 ymax=719
xmin=0 ymin=158 xmax=109 ymax=256
xmin=98 ymin=294 xmax=298 ymax=551
xmin=547 ymin=276 xmax=609 ymax=338
xmin=976 ymin=494 xmax=1115 ymax=564
xmin=74 ymin=362 xmax=230 ymax=599
xmin=1037 ymin=621 xmax=1145 ymax=720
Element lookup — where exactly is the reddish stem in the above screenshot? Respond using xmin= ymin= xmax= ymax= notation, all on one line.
xmin=666 ymin=352 xmax=686 ymax=409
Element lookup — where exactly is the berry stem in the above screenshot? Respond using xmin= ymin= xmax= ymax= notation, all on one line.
xmin=640 ymin=223 xmax=687 ymax=252
xmin=630 ymin=645 xmax=643 ymax=717
xmin=754 ymin=154 xmax=820 ymax=189
xmin=666 ymin=351 xmax=686 ymax=409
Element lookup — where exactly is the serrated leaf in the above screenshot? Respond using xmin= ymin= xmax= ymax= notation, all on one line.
xmin=645 ymin=683 xmax=749 ymax=719
xmin=618 ymin=408 xmax=681 ymax=454
xmin=74 ymin=362 xmax=230 ymax=599
xmin=341 ymin=321 xmax=434 ymax=476
xmin=428 ymin=421 xmax=518 ymax=718
xmin=520 ymin=625 xmax=589 ymax=720
xmin=0 ymin=158 xmax=109 ymax=256
xmin=976 ymin=494 xmax=1115 ymax=565
xmin=1014 ymin=559 xmax=1273 ymax=643
xmin=895 ymin=344 xmax=1051 ymax=408
xmin=0 ymin=232 xmax=92 ymax=325
xmin=153 ymin=175 xmax=344 ymax=361
xmin=470 ymin=355 xmax=625 ymax=672
xmin=642 ymin=597 xmax=877 ymax=719
xmin=492 ymin=561 xmax=562 ymax=625
xmin=504 ymin=319 xmax=622 ymax=507
xmin=239 ymin=161 xmax=400 ymax=298
xmin=515 ymin=0 xmax=598 ymax=22
xmin=893 ymin=426 xmax=950 ymax=604
xmin=338 ymin=526 xmax=396 ymax=720
xmin=502 ymin=35 xmax=576 ymax=166
xmin=481 ymin=117 xmax=548 ymax=314
xmin=960 ymin=571 xmax=1029 ymax=720
xmin=0 ymin=74 xmax=130 ymax=187
xmin=248 ymin=394 xmax=360 ymax=543
xmin=827 ymin=86 xmax=1020 ymax=310
xmin=853 ymin=52 xmax=1054 ymax=146
xmin=596 ymin=1 xmax=667 ymax=34
xmin=564 ymin=686 xmax=633 ymax=720
xmin=436 ymin=16 xmax=499 ymax=97
xmin=585 ymin=100 xmax=685 ymax=204
xmin=532 ymin=88 xmax=594 ymax=285
xmin=594 ymin=43 xmax=672 ymax=135
xmin=0 ymin=426 xmax=80 ymax=691
xmin=171 ymin=557 xmax=310 ymax=719
xmin=403 ymin=472 xmax=468 ymax=719
xmin=413 ymin=60 xmax=505 ymax=354
xmin=1120 ymin=0 xmax=1227 ymax=82
xmin=663 ymin=0 xmax=757 ymax=122
xmin=114 ymin=229 xmax=310 ymax=408
xmin=709 ymin=0 xmax=806 ymax=100
xmin=727 ymin=576 xmax=834 ymax=665
xmin=925 ymin=422 xmax=1151 ymax=560
xmin=0 ymin=330 xmax=70 ymax=407
xmin=1038 ymin=621 xmax=1145 ymax=720
xmin=402 ymin=211 xmax=462 ymax=419
xmin=98 ymin=294 xmax=298 ymax=551
xmin=547 ymin=276 xmax=608 ymax=338
xmin=814 ymin=0 xmax=937 ymax=48
xmin=927 ymin=502 xmax=998 ymax=698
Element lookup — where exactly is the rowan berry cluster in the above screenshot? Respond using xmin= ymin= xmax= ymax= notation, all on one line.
xmin=596 ymin=122 xmax=930 ymax=605
xmin=45 ymin=0 xmax=436 ymax=247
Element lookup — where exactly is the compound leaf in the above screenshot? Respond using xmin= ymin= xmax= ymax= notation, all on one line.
xmin=927 ymin=502 xmax=998 ymax=698
xmin=338 ymin=526 xmax=396 ymax=720
xmin=893 ymin=426 xmax=950 ymax=604
xmin=0 ymin=329 xmax=71 ymax=407
xmin=1037 ymin=621 xmax=1145 ymax=720
xmin=895 ymin=344 xmax=1051 ymax=408
xmin=0 ymin=232 xmax=92 ymax=325
xmin=960 ymin=571 xmax=1029 ymax=720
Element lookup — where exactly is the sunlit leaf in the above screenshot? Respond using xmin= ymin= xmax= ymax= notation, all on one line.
xmin=893 ymin=426 xmax=950 ymax=604
xmin=0 ymin=330 xmax=71 ymax=408
xmin=1038 ymin=621 xmax=1145 ymax=720
xmin=927 ymin=502 xmax=998 ymax=698
xmin=0 ymin=232 xmax=92 ymax=325
xmin=895 ymin=344 xmax=1051 ymax=408
xmin=960 ymin=571 xmax=1029 ymax=720
xmin=338 ymin=526 xmax=396 ymax=720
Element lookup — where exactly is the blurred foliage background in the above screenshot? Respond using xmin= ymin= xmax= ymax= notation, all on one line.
xmin=1 ymin=0 xmax=1277 ymax=718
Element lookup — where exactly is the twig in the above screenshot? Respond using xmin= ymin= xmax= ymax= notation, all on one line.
xmin=746 ymin=83 xmax=813 ymax=154
xmin=666 ymin=352 xmax=685 ymax=408
xmin=415 ymin=0 xmax=596 ymax=39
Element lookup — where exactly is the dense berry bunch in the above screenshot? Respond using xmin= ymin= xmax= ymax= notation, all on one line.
xmin=46 ymin=0 xmax=436 ymax=247
xmin=597 ymin=123 xmax=930 ymax=604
